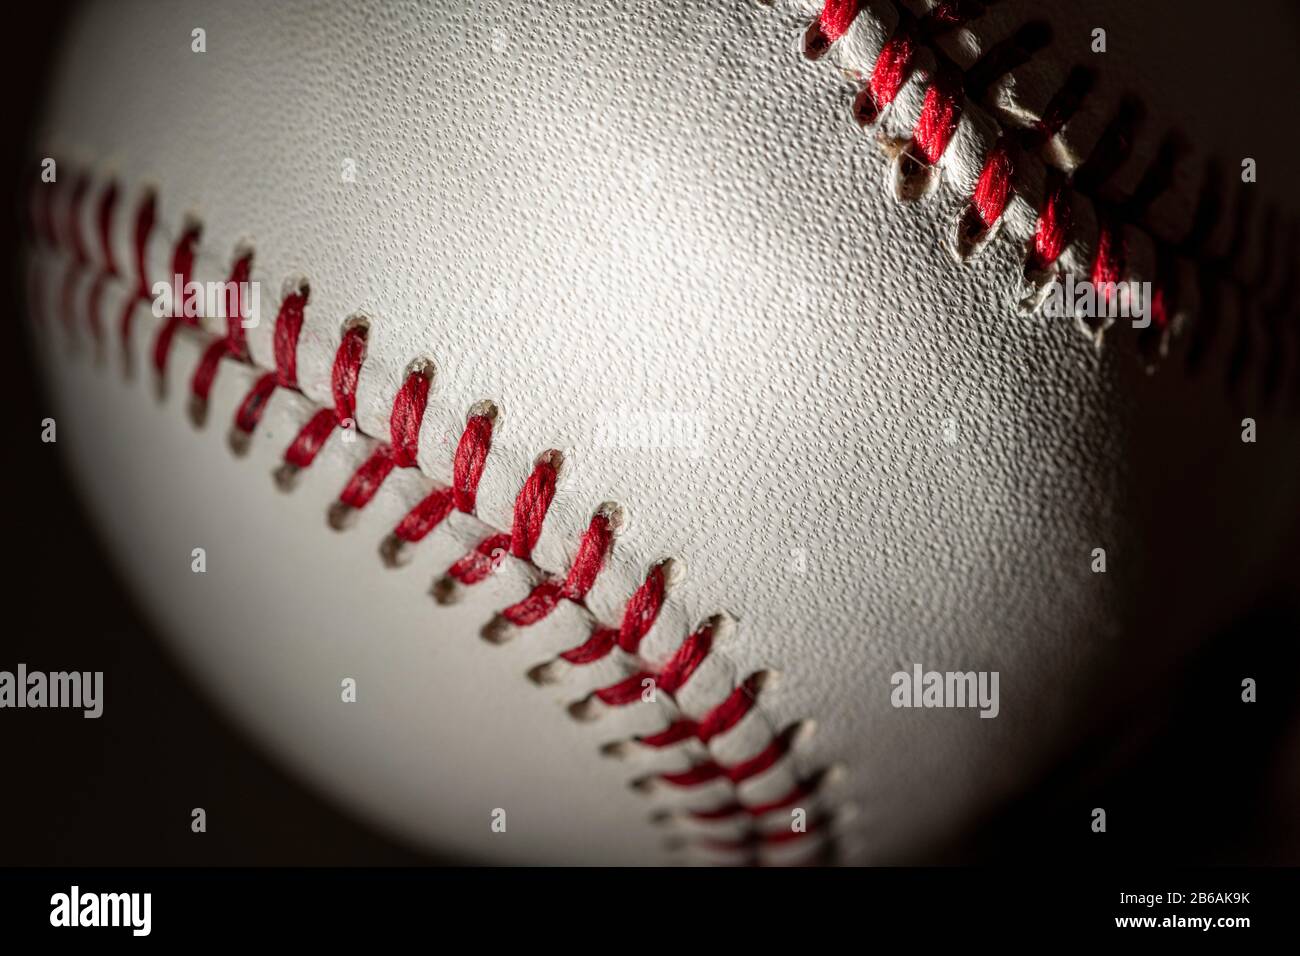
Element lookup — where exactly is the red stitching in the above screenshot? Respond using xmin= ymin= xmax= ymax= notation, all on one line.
xmin=1027 ymin=169 xmax=1071 ymax=274
xmin=972 ymin=139 xmax=1015 ymax=228
xmin=815 ymin=0 xmax=1299 ymax=369
xmin=912 ymin=70 xmax=962 ymax=165
xmin=334 ymin=363 xmax=432 ymax=513
xmin=96 ymin=182 xmax=118 ymax=276
xmin=385 ymin=410 xmax=493 ymax=555
xmin=151 ymin=223 xmax=201 ymax=376
xmin=37 ymin=176 xmax=834 ymax=861
xmin=443 ymin=453 xmax=559 ymax=586
xmin=283 ymin=323 xmax=367 ymax=472
xmin=1090 ymin=220 xmax=1126 ymax=310
xmin=67 ymin=175 xmax=89 ymax=264
xmin=655 ymin=733 xmax=786 ymax=789
xmin=558 ymin=628 xmax=616 ymax=665
xmin=230 ymin=288 xmax=309 ymax=441
xmin=453 ymin=413 xmax=493 ymax=512
xmin=508 ymin=455 xmax=558 ymax=560
xmin=448 ymin=533 xmax=510 ymax=585
xmin=500 ymin=511 xmax=613 ymax=626
xmin=817 ymin=0 xmax=859 ymax=43
xmin=617 ymin=562 xmax=666 ymax=654
xmin=686 ymin=781 xmax=816 ymax=821
xmin=189 ymin=254 xmax=255 ymax=417
xmin=858 ymin=30 xmax=915 ymax=124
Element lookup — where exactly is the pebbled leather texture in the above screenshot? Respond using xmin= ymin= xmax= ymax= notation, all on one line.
xmin=28 ymin=0 xmax=1300 ymax=863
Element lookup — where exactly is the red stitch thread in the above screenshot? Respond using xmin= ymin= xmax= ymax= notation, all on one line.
xmin=1091 ymin=220 xmax=1125 ymax=310
xmin=656 ymin=738 xmax=789 ymax=788
xmin=453 ymin=414 xmax=493 ymax=513
xmin=865 ymin=31 xmax=916 ymax=117
xmin=87 ymin=273 xmax=108 ymax=347
xmin=233 ymin=374 xmax=278 ymax=437
xmin=132 ymin=192 xmax=156 ymax=301
xmin=656 ymin=622 xmax=713 ymax=695
xmin=657 ymin=736 xmax=789 ymax=791
xmin=67 ymin=175 xmax=89 ymax=264
xmin=188 ymin=254 xmax=256 ymax=417
xmin=272 ymin=291 xmax=307 ymax=389
xmin=223 ymin=254 xmax=253 ymax=358
xmin=37 ymin=170 xmax=831 ymax=862
xmin=387 ymin=410 xmax=494 ymax=552
xmin=972 ymin=139 xmax=1015 ymax=227
xmin=230 ymin=288 xmax=310 ymax=442
xmin=618 ymin=563 xmax=666 ymax=653
xmin=448 ymin=533 xmax=510 ymax=585
xmin=96 ymin=182 xmax=118 ymax=276
xmin=391 ymin=487 xmax=455 ymax=544
xmin=913 ymin=70 xmax=963 ymax=166
xmin=190 ymin=340 xmax=230 ymax=407
xmin=151 ymin=224 xmax=201 ymax=376
xmin=283 ymin=324 xmax=367 ymax=471
xmin=817 ymin=0 xmax=859 ymax=42
xmin=509 ymin=457 xmax=558 ymax=560
xmin=445 ymin=454 xmax=559 ymax=590
xmin=1026 ymin=169 xmax=1071 ymax=274
xmin=559 ymin=627 xmax=617 ymax=665
xmin=638 ymin=719 xmax=698 ymax=749
xmin=335 ymin=365 xmax=432 ymax=513
xmin=698 ymin=674 xmax=763 ymax=742
xmin=701 ymin=821 xmax=823 ymax=851
xmin=500 ymin=512 xmax=614 ymax=626
xmin=595 ymin=671 xmax=656 ymax=707
xmin=688 ymin=781 xmax=815 ymax=820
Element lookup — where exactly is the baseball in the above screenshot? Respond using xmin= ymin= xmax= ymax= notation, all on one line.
xmin=22 ymin=0 xmax=1300 ymax=868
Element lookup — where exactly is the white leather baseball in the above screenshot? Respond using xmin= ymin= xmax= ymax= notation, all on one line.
xmin=27 ymin=0 xmax=1300 ymax=864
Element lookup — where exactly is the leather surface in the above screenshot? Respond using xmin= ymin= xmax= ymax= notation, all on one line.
xmin=28 ymin=0 xmax=1300 ymax=863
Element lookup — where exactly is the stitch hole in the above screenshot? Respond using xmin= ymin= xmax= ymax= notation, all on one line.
xmin=326 ymin=500 xmax=357 ymax=532
xmin=951 ymin=203 xmax=1000 ymax=261
xmin=599 ymin=739 xmax=639 ymax=759
xmin=887 ymin=140 xmax=939 ymax=203
xmin=467 ymin=398 xmax=499 ymax=425
xmin=404 ymin=355 xmax=437 ymax=387
xmin=430 ymin=575 xmax=459 ymax=606
xmin=566 ymin=694 xmax=602 ymax=723
xmin=482 ymin=614 xmax=517 ymax=646
xmin=282 ymin=275 xmax=311 ymax=302
xmin=802 ymin=21 xmax=833 ymax=61
xmin=1019 ymin=263 xmax=1059 ymax=313
xmin=658 ymin=556 xmax=686 ymax=590
xmin=274 ymin=459 xmax=302 ymax=493
xmin=526 ymin=659 xmax=564 ymax=685
xmin=228 ymin=426 xmax=253 ymax=457
xmin=852 ymin=87 xmax=882 ymax=128
xmin=594 ymin=500 xmax=627 ymax=535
